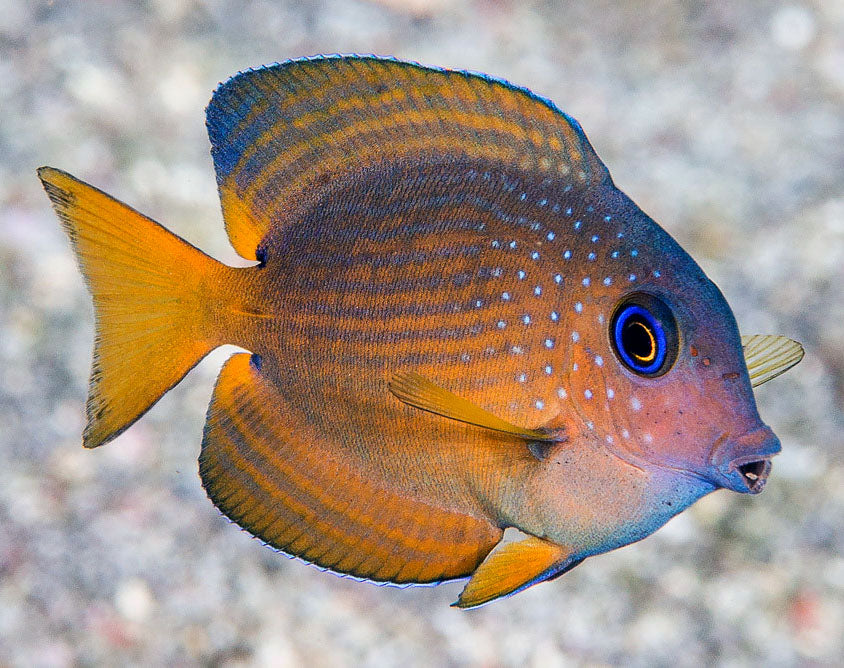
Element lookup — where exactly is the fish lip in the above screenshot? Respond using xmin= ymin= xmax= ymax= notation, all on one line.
xmin=709 ymin=426 xmax=781 ymax=494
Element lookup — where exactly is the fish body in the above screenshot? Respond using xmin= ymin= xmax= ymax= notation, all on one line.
xmin=39 ymin=55 xmax=802 ymax=607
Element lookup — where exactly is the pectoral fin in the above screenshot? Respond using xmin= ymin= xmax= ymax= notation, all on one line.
xmin=389 ymin=371 xmax=562 ymax=443
xmin=742 ymin=335 xmax=804 ymax=387
xmin=453 ymin=535 xmax=580 ymax=609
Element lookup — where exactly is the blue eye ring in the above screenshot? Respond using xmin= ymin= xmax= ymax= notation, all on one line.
xmin=610 ymin=294 xmax=678 ymax=376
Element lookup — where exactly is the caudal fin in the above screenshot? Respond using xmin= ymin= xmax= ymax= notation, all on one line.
xmin=38 ymin=167 xmax=229 ymax=448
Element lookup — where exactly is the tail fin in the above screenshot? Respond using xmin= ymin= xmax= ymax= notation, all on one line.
xmin=38 ymin=166 xmax=228 ymax=448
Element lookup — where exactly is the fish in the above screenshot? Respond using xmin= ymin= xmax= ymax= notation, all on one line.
xmin=38 ymin=55 xmax=804 ymax=609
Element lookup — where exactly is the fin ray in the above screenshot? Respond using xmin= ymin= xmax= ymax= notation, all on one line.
xmin=742 ymin=334 xmax=804 ymax=387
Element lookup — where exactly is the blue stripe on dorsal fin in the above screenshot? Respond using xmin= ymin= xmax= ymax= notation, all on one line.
xmin=205 ymin=54 xmax=611 ymax=260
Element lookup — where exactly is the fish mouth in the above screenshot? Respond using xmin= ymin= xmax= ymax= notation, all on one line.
xmin=710 ymin=426 xmax=780 ymax=494
xmin=728 ymin=454 xmax=773 ymax=494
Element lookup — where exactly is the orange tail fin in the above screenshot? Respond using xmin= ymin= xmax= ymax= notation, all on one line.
xmin=38 ymin=166 xmax=230 ymax=448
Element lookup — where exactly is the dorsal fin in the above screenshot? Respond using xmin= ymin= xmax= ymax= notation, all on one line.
xmin=206 ymin=55 xmax=610 ymax=259
xmin=742 ymin=335 xmax=804 ymax=387
xmin=389 ymin=371 xmax=562 ymax=443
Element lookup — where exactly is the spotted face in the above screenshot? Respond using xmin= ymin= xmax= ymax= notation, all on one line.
xmin=556 ymin=189 xmax=779 ymax=494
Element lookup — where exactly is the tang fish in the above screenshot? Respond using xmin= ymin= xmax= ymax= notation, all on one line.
xmin=39 ymin=55 xmax=803 ymax=608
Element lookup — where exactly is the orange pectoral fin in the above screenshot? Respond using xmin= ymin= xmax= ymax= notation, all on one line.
xmin=389 ymin=371 xmax=564 ymax=444
xmin=453 ymin=536 xmax=580 ymax=609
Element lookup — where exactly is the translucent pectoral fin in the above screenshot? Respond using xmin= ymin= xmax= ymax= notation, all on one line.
xmin=742 ymin=335 xmax=804 ymax=387
xmin=453 ymin=535 xmax=580 ymax=609
xmin=389 ymin=371 xmax=562 ymax=443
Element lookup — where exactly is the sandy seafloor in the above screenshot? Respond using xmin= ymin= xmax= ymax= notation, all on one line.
xmin=1 ymin=1 xmax=843 ymax=665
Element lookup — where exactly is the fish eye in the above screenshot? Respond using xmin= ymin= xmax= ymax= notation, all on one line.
xmin=610 ymin=294 xmax=678 ymax=376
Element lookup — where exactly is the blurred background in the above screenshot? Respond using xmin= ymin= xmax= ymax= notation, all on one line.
xmin=1 ymin=0 xmax=842 ymax=665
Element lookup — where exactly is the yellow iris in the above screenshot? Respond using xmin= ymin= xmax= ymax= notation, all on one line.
xmin=628 ymin=320 xmax=657 ymax=363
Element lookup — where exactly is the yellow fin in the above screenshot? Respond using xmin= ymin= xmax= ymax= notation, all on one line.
xmin=389 ymin=372 xmax=560 ymax=442
xmin=38 ymin=167 xmax=229 ymax=448
xmin=453 ymin=535 xmax=577 ymax=609
xmin=742 ymin=335 xmax=804 ymax=387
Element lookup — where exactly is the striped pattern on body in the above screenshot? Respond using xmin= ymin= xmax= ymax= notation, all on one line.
xmin=206 ymin=55 xmax=609 ymax=259
xmin=200 ymin=353 xmax=502 ymax=584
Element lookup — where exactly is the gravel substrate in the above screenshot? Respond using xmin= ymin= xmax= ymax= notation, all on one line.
xmin=1 ymin=1 xmax=842 ymax=665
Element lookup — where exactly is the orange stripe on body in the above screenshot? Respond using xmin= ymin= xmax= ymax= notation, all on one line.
xmin=201 ymin=354 xmax=500 ymax=583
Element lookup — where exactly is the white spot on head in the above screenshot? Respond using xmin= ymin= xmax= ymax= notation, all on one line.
xmin=492 ymin=267 xmax=503 ymax=277
xmin=565 ymin=207 xmax=573 ymax=216
xmin=491 ymin=240 xmax=501 ymax=248
xmin=631 ymin=249 xmax=638 ymax=257
xmin=510 ymin=240 xmax=517 ymax=249
xmin=584 ymin=389 xmax=593 ymax=399
xmin=554 ymin=273 xmax=562 ymax=284
xmin=604 ymin=215 xmax=612 ymax=222
xmin=534 ymin=285 xmax=542 ymax=296
xmin=511 ymin=345 xmax=524 ymax=355
xmin=574 ymin=302 xmax=583 ymax=313
xmin=564 ymin=250 xmax=572 ymax=260
xmin=544 ymin=365 xmax=553 ymax=375
xmin=544 ymin=338 xmax=555 ymax=349
xmin=629 ymin=274 xmax=637 ymax=282
xmin=588 ymin=252 xmax=596 ymax=261
xmin=607 ymin=388 xmax=615 ymax=399
xmin=617 ymin=232 xmax=624 ymax=239
xmin=502 ymin=292 xmax=510 ymax=301
xmin=557 ymin=387 xmax=567 ymax=399
xmin=518 ymin=373 xmax=527 ymax=383
xmin=603 ymin=277 xmax=612 ymax=286
xmin=522 ymin=314 xmax=531 ymax=324
xmin=631 ymin=397 xmax=642 ymax=411
xmin=475 ymin=299 xmax=483 ymax=308
xmin=520 ymin=193 xmax=527 ymax=201
xmin=535 ymin=400 xmax=544 ymax=410
xmin=606 ymin=435 xmax=614 ymax=444
xmin=582 ymin=277 xmax=591 ymax=287
xmin=591 ymin=235 xmax=599 ymax=243
xmin=571 ymin=331 xmax=580 ymax=342
xmin=518 ymin=270 xmax=526 ymax=280
xmin=653 ymin=270 xmax=661 ymax=278
xmin=552 ymin=203 xmax=561 ymax=213
xmin=572 ymin=363 xmax=578 ymax=371
xmin=497 ymin=320 xmax=506 ymax=329
xmin=551 ymin=311 xmax=559 ymax=322
xmin=461 ymin=353 xmax=470 ymax=362
xmin=595 ymin=355 xmax=603 ymax=367
xmin=622 ymin=429 xmax=630 ymax=439
xmin=540 ymin=198 xmax=548 ymax=207
xmin=643 ymin=433 xmax=653 ymax=444
xmin=611 ymin=251 xmax=619 ymax=259
xmin=586 ymin=421 xmax=594 ymax=430
xmin=574 ymin=220 xmax=582 ymax=230
xmin=547 ymin=231 xmax=555 ymax=241
xmin=531 ymin=251 xmax=540 ymax=260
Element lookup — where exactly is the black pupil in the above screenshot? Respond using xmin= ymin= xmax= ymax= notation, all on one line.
xmin=622 ymin=318 xmax=654 ymax=362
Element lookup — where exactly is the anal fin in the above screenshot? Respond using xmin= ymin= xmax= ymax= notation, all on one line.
xmin=453 ymin=535 xmax=580 ymax=609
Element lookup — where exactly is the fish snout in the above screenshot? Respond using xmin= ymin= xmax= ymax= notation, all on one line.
xmin=710 ymin=426 xmax=781 ymax=494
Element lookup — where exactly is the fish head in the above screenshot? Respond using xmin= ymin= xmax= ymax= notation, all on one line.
xmin=560 ymin=196 xmax=779 ymax=495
